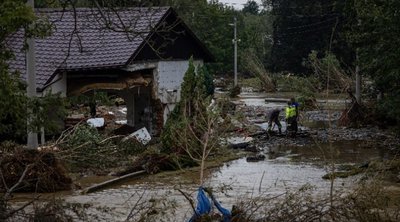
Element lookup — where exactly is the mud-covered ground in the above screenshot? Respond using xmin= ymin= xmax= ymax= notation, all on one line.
xmin=232 ymin=97 xmax=400 ymax=152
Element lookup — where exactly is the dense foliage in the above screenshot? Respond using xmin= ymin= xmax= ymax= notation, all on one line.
xmin=0 ymin=0 xmax=34 ymax=141
xmin=266 ymin=0 xmax=354 ymax=74
xmin=264 ymin=0 xmax=399 ymax=126
xmin=347 ymin=0 xmax=400 ymax=126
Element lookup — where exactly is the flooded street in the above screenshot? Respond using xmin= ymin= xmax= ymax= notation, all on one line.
xmin=63 ymin=139 xmax=383 ymax=221
xmin=10 ymin=93 xmax=396 ymax=221
xmin=59 ymin=94 xmax=390 ymax=221
xmin=2 ymin=2 xmax=399 ymax=221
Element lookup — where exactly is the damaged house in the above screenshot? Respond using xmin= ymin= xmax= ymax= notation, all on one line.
xmin=7 ymin=7 xmax=213 ymax=136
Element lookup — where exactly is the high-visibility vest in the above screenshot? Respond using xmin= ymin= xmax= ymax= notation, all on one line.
xmin=285 ymin=106 xmax=296 ymax=119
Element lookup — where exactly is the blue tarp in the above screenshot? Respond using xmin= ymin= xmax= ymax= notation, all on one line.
xmin=189 ymin=187 xmax=231 ymax=222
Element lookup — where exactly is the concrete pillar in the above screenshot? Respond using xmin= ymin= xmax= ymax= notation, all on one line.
xmin=126 ymin=96 xmax=135 ymax=126
xmin=121 ymin=90 xmax=135 ymax=126
xmin=26 ymin=0 xmax=38 ymax=149
xmin=40 ymin=127 xmax=45 ymax=145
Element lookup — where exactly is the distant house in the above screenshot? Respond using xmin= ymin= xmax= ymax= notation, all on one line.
xmin=7 ymin=7 xmax=213 ymax=135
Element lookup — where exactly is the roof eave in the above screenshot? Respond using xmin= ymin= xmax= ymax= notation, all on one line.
xmin=126 ymin=7 xmax=215 ymax=65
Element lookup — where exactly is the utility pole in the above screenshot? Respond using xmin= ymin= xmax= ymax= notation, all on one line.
xmin=355 ymin=18 xmax=362 ymax=104
xmin=231 ymin=17 xmax=238 ymax=87
xmin=355 ymin=52 xmax=361 ymax=104
xmin=27 ymin=0 xmax=38 ymax=149
xmin=229 ymin=16 xmax=240 ymax=87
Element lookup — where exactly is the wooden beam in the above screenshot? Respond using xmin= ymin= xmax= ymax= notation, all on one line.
xmin=68 ymin=77 xmax=152 ymax=96
xmin=81 ymin=170 xmax=147 ymax=194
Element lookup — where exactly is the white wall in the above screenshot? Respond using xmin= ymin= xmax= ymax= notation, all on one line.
xmin=155 ymin=60 xmax=203 ymax=103
xmin=154 ymin=60 xmax=203 ymax=124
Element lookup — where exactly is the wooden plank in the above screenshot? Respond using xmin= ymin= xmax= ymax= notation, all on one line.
xmin=81 ymin=170 xmax=147 ymax=194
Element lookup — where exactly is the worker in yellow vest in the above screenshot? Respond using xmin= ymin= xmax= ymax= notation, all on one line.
xmin=285 ymin=101 xmax=298 ymax=135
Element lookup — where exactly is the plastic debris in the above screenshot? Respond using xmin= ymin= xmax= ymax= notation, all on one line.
xmin=87 ymin=118 xmax=105 ymax=128
xmin=123 ymin=127 xmax=151 ymax=145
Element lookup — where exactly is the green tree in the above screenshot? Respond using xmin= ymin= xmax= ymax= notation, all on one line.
xmin=239 ymin=10 xmax=273 ymax=74
xmin=0 ymin=66 xmax=28 ymax=141
xmin=0 ymin=0 xmax=65 ymax=142
xmin=242 ymin=0 xmax=260 ymax=15
xmin=348 ymin=0 xmax=400 ymax=126
xmin=199 ymin=65 xmax=214 ymax=96
xmin=0 ymin=0 xmax=35 ymax=141
xmin=267 ymin=0 xmax=354 ymax=74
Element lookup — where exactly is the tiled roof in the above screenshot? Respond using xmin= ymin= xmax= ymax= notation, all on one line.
xmin=6 ymin=7 xmax=170 ymax=89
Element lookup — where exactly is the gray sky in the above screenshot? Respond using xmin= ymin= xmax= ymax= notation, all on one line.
xmin=217 ymin=0 xmax=263 ymax=9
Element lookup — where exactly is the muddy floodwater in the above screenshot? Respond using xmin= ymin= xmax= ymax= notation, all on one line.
xmin=63 ymin=95 xmax=390 ymax=221
xmin=14 ymin=94 xmax=394 ymax=221
xmin=60 ymin=139 xmax=386 ymax=221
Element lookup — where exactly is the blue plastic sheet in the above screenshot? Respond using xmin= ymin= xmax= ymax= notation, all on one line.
xmin=211 ymin=195 xmax=231 ymax=222
xmin=189 ymin=187 xmax=231 ymax=222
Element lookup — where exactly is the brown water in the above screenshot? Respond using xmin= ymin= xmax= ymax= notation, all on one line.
xmin=55 ymin=139 xmax=386 ymax=221
xmin=11 ymin=141 xmax=386 ymax=221
xmin=12 ymin=95 xmax=388 ymax=221
xmin=56 ymin=97 xmax=387 ymax=220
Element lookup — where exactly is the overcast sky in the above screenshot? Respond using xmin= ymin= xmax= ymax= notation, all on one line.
xmin=217 ymin=0 xmax=263 ymax=9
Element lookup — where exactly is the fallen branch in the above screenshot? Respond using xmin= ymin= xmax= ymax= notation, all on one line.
xmin=177 ymin=188 xmax=196 ymax=214
xmin=4 ymin=164 xmax=32 ymax=199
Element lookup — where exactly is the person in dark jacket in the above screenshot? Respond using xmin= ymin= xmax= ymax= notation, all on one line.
xmin=267 ymin=108 xmax=282 ymax=134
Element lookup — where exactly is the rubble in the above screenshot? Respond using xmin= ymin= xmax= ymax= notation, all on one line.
xmin=226 ymin=136 xmax=254 ymax=149
xmin=230 ymin=96 xmax=399 ymax=152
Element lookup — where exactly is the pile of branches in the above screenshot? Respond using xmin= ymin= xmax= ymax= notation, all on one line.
xmin=308 ymin=51 xmax=353 ymax=93
xmin=223 ymin=180 xmax=400 ymax=221
xmin=0 ymin=146 xmax=72 ymax=193
xmin=55 ymin=123 xmax=144 ymax=174
xmin=339 ymin=89 xmax=366 ymax=127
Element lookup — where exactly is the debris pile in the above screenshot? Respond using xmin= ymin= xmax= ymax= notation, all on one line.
xmin=0 ymin=148 xmax=72 ymax=192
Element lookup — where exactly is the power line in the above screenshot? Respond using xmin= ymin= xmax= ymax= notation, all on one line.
xmin=276 ymin=22 xmax=337 ymax=37
xmin=269 ymin=1 xmax=348 ymax=10
xmin=284 ymin=17 xmax=339 ymax=30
